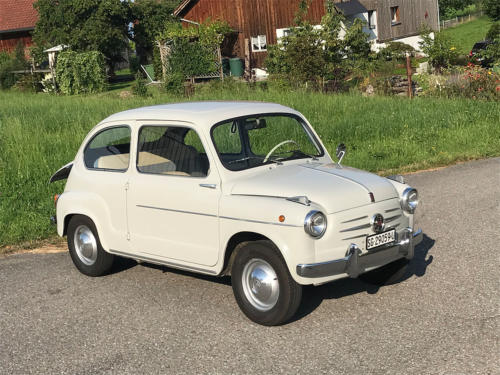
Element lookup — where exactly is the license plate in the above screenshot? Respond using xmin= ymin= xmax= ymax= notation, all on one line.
xmin=366 ymin=229 xmax=396 ymax=250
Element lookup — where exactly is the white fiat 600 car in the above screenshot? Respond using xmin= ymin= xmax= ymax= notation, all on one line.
xmin=50 ymin=101 xmax=422 ymax=326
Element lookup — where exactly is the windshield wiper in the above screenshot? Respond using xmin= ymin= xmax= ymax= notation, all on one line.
xmin=275 ymin=149 xmax=319 ymax=161
xmin=228 ymin=156 xmax=282 ymax=165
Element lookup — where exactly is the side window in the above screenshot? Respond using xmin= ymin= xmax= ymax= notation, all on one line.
xmin=84 ymin=126 xmax=131 ymax=171
xmin=137 ymin=126 xmax=209 ymax=177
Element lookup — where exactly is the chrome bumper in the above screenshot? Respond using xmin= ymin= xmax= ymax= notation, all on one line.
xmin=297 ymin=228 xmax=423 ymax=279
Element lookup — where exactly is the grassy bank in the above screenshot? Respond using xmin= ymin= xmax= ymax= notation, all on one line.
xmin=442 ymin=16 xmax=493 ymax=55
xmin=0 ymin=86 xmax=499 ymax=247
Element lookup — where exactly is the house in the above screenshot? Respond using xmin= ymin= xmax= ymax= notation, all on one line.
xmin=0 ymin=0 xmax=38 ymax=54
xmin=173 ymin=0 xmax=439 ymax=70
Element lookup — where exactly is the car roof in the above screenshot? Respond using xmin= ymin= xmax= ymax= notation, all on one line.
xmin=101 ymin=101 xmax=299 ymax=128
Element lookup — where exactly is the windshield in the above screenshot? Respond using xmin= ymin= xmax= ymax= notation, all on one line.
xmin=211 ymin=114 xmax=323 ymax=171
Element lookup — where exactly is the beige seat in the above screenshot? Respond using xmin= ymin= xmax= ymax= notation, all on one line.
xmin=97 ymin=153 xmax=130 ymax=170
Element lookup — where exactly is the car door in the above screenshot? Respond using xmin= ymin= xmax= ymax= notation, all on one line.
xmin=79 ymin=123 xmax=133 ymax=252
xmin=127 ymin=122 xmax=221 ymax=267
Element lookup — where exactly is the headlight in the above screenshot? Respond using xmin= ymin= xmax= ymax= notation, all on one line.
xmin=304 ymin=210 xmax=327 ymax=238
xmin=401 ymin=187 xmax=419 ymax=213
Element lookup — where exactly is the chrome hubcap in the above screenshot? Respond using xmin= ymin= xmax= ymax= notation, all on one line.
xmin=74 ymin=225 xmax=98 ymax=266
xmin=242 ymin=259 xmax=279 ymax=311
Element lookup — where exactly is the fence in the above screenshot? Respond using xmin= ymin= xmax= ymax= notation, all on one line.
xmin=440 ymin=11 xmax=484 ymax=30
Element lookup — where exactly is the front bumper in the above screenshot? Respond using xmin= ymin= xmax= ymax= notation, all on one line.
xmin=297 ymin=228 xmax=423 ymax=279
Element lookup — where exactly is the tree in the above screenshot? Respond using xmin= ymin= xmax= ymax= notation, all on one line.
xmin=483 ymin=0 xmax=500 ymax=21
xmin=130 ymin=0 xmax=179 ymax=63
xmin=32 ymin=0 xmax=131 ymax=69
xmin=438 ymin=0 xmax=474 ymax=19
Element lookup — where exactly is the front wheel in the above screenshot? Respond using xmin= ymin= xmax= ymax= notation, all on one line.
xmin=67 ymin=215 xmax=115 ymax=277
xmin=231 ymin=241 xmax=302 ymax=326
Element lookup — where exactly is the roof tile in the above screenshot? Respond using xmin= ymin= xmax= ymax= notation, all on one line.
xmin=0 ymin=0 xmax=38 ymax=32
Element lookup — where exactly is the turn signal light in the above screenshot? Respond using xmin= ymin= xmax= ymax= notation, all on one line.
xmin=54 ymin=194 xmax=60 ymax=206
xmin=278 ymin=215 xmax=285 ymax=223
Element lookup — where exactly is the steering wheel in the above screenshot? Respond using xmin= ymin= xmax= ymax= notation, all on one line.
xmin=263 ymin=140 xmax=299 ymax=163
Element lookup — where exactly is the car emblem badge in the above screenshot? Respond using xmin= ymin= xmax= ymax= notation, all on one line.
xmin=371 ymin=213 xmax=385 ymax=233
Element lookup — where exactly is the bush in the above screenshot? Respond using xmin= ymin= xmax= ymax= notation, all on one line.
xmin=129 ymin=55 xmax=141 ymax=74
xmin=483 ymin=0 xmax=500 ymax=21
xmin=415 ymin=64 xmax=500 ymax=100
xmin=55 ymin=50 xmax=107 ymax=95
xmin=0 ymin=43 xmax=28 ymax=90
xmin=419 ymin=28 xmax=459 ymax=71
xmin=131 ymin=72 xmax=150 ymax=97
xmin=163 ymin=72 xmax=185 ymax=95
xmin=378 ymin=42 xmax=415 ymax=61
xmin=13 ymin=73 xmax=43 ymax=92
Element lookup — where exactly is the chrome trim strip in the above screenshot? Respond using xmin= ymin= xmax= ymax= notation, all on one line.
xmin=339 ymin=223 xmax=371 ymax=232
xmin=385 ymin=214 xmax=402 ymax=222
xmin=342 ymin=233 xmax=368 ymax=240
xmin=220 ymin=216 xmax=300 ymax=227
xmin=136 ymin=204 xmax=217 ymax=218
xmin=109 ymin=249 xmax=218 ymax=275
xmin=341 ymin=215 xmax=368 ymax=224
xmin=385 ymin=207 xmax=400 ymax=213
xmin=199 ymin=183 xmax=217 ymax=189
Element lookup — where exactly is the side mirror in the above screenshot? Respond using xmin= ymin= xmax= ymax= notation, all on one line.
xmin=336 ymin=143 xmax=346 ymax=164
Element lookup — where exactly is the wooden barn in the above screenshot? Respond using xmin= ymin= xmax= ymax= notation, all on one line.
xmin=0 ymin=0 xmax=38 ymax=55
xmin=173 ymin=0 xmax=439 ymax=71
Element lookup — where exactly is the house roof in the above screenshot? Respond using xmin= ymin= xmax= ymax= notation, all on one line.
xmin=334 ymin=0 xmax=367 ymax=16
xmin=0 ymin=0 xmax=38 ymax=34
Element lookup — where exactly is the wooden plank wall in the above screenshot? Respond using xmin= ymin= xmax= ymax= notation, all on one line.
xmin=181 ymin=0 xmax=325 ymax=68
xmin=376 ymin=0 xmax=439 ymax=41
xmin=0 ymin=33 xmax=33 ymax=54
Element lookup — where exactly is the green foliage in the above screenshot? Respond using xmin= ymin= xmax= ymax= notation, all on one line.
xmin=0 ymin=44 xmax=28 ymax=90
xmin=131 ymin=72 xmax=150 ymax=97
xmin=441 ymin=3 xmax=477 ymax=20
xmin=33 ymin=0 xmax=130 ymax=68
xmin=441 ymin=16 xmax=493 ymax=54
xmin=486 ymin=21 xmax=500 ymax=40
xmin=157 ymin=19 xmax=233 ymax=80
xmin=483 ymin=0 xmax=500 ymax=21
xmin=265 ymin=0 xmax=370 ymax=90
xmin=129 ymin=55 xmax=141 ymax=74
xmin=130 ymin=0 xmax=178 ymax=61
xmin=419 ymin=28 xmax=459 ymax=71
xmin=55 ymin=51 xmax=107 ymax=95
xmin=163 ymin=72 xmax=185 ymax=95
xmin=378 ymin=42 xmax=415 ymax=61
xmin=439 ymin=0 xmax=475 ymax=20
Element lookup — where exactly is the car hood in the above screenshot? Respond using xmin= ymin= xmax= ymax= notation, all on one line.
xmin=230 ymin=162 xmax=398 ymax=213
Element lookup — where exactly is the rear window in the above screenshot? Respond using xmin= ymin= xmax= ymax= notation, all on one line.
xmin=84 ymin=126 xmax=131 ymax=171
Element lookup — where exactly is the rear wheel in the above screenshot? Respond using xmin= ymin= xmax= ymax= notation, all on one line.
xmin=67 ymin=215 xmax=114 ymax=277
xmin=231 ymin=241 xmax=302 ymax=326
xmin=359 ymin=257 xmax=409 ymax=286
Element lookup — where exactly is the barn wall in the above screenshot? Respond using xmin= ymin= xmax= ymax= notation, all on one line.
xmin=0 ymin=32 xmax=33 ymax=54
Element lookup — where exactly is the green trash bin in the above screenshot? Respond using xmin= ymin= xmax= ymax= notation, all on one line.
xmin=229 ymin=57 xmax=244 ymax=77
xmin=222 ymin=58 xmax=230 ymax=76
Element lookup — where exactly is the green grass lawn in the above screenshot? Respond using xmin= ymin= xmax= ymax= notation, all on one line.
xmin=442 ymin=16 xmax=493 ymax=55
xmin=0 ymin=85 xmax=499 ymax=248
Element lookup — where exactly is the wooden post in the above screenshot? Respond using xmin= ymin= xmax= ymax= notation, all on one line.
xmin=406 ymin=54 xmax=412 ymax=99
xmin=244 ymin=38 xmax=251 ymax=81
xmin=218 ymin=47 xmax=224 ymax=81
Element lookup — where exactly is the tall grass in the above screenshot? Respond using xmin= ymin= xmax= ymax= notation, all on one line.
xmin=0 ymin=86 xmax=499 ymax=247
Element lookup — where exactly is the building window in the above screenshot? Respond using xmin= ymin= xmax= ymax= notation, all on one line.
xmin=368 ymin=10 xmax=376 ymax=29
xmin=251 ymin=35 xmax=267 ymax=52
xmin=390 ymin=6 xmax=400 ymax=25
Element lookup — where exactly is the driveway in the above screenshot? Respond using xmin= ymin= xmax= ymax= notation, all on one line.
xmin=1 ymin=158 xmax=499 ymax=374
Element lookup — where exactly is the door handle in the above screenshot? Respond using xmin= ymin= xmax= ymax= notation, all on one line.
xmin=199 ymin=183 xmax=217 ymax=189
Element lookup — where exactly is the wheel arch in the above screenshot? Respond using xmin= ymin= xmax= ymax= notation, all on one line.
xmin=221 ymin=231 xmax=282 ymax=276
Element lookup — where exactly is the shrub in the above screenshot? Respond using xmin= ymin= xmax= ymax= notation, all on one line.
xmin=378 ymin=42 xmax=415 ymax=61
xmin=419 ymin=28 xmax=459 ymax=71
xmin=131 ymin=72 xmax=150 ymax=97
xmin=0 ymin=43 xmax=28 ymax=90
xmin=415 ymin=64 xmax=499 ymax=100
xmin=13 ymin=73 xmax=43 ymax=92
xmin=129 ymin=55 xmax=141 ymax=74
xmin=163 ymin=72 xmax=185 ymax=95
xmin=483 ymin=0 xmax=500 ymax=21
xmin=486 ymin=22 xmax=500 ymax=41
xmin=55 ymin=50 xmax=107 ymax=95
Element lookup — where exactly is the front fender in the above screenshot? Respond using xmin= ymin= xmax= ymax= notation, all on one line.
xmin=218 ymin=195 xmax=319 ymax=283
